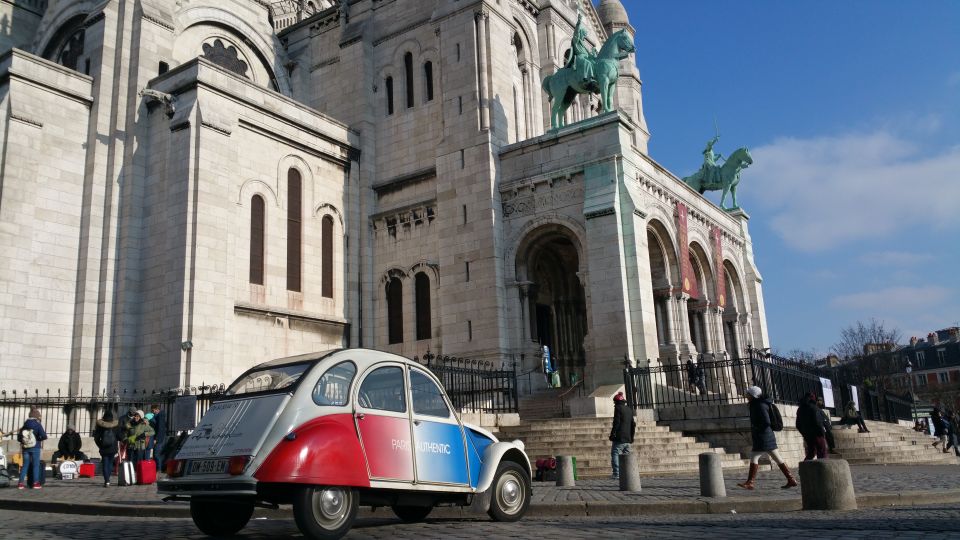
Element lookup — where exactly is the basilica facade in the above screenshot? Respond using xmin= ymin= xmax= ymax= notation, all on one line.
xmin=0 ymin=0 xmax=769 ymax=396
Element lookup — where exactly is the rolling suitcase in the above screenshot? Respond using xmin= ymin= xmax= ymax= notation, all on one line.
xmin=135 ymin=459 xmax=156 ymax=485
xmin=118 ymin=460 xmax=136 ymax=486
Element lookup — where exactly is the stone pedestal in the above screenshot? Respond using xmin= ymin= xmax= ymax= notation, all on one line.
xmin=799 ymin=459 xmax=857 ymax=511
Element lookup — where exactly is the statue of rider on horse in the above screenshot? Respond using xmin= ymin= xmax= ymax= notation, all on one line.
xmin=682 ymin=133 xmax=754 ymax=211
xmin=542 ymin=12 xmax=635 ymax=129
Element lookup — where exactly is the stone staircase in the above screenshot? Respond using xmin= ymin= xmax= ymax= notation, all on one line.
xmin=518 ymin=388 xmax=573 ymax=419
xmin=497 ymin=417 xmax=750 ymax=477
xmin=832 ymin=419 xmax=960 ymax=465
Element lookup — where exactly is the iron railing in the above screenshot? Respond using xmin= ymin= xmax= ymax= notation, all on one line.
xmin=623 ymin=349 xmax=824 ymax=410
xmin=0 ymin=385 xmax=225 ymax=439
xmin=415 ymin=352 xmax=519 ymax=414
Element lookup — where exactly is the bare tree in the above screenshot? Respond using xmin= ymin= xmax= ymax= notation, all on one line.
xmin=832 ymin=318 xmax=903 ymax=361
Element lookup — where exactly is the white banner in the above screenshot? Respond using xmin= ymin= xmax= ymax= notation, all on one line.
xmin=819 ymin=377 xmax=835 ymax=408
xmin=849 ymin=385 xmax=859 ymax=412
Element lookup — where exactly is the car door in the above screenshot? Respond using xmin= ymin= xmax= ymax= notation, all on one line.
xmin=409 ymin=367 xmax=469 ymax=486
xmin=354 ymin=363 xmax=414 ymax=482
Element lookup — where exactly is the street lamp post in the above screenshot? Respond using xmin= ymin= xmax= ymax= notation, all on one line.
xmin=905 ymin=359 xmax=917 ymax=422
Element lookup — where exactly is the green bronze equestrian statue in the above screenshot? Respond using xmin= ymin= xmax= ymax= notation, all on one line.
xmin=682 ymin=135 xmax=753 ymax=211
xmin=542 ymin=13 xmax=635 ymax=129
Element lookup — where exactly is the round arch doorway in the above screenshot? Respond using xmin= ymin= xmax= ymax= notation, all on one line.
xmin=516 ymin=227 xmax=587 ymax=387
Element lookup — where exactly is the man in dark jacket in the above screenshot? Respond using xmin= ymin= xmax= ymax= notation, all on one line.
xmin=737 ymin=386 xmax=797 ymax=490
xmin=796 ymin=392 xmax=827 ymax=460
xmin=52 ymin=425 xmax=88 ymax=462
xmin=932 ymin=399 xmax=947 ymax=448
xmin=609 ymin=391 xmax=636 ymax=480
xmin=149 ymin=404 xmax=167 ymax=470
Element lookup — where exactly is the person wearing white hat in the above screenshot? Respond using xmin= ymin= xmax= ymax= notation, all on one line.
xmin=737 ymin=385 xmax=797 ymax=490
xmin=125 ymin=409 xmax=155 ymax=463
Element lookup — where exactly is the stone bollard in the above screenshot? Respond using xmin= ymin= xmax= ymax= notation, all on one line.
xmin=798 ymin=459 xmax=857 ymax=511
xmin=618 ymin=453 xmax=641 ymax=492
xmin=698 ymin=452 xmax=726 ymax=497
xmin=556 ymin=455 xmax=575 ymax=487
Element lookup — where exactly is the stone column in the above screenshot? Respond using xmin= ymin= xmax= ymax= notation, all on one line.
xmin=520 ymin=65 xmax=532 ymax=139
xmin=475 ymin=10 xmax=490 ymax=131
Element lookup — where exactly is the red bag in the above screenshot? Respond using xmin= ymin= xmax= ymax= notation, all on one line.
xmin=79 ymin=463 xmax=96 ymax=478
xmin=135 ymin=460 xmax=156 ymax=485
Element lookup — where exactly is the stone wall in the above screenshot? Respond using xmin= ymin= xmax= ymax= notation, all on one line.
xmin=0 ymin=50 xmax=92 ymax=390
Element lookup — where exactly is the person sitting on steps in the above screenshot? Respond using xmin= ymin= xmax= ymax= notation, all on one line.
xmin=841 ymin=401 xmax=869 ymax=433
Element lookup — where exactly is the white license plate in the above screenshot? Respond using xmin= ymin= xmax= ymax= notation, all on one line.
xmin=189 ymin=459 xmax=227 ymax=475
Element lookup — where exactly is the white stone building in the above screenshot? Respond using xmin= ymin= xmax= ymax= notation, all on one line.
xmin=0 ymin=0 xmax=769 ymax=396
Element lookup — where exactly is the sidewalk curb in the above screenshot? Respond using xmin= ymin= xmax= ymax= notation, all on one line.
xmin=3 ymin=489 xmax=960 ymax=519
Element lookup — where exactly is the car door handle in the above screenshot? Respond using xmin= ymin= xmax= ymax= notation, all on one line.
xmin=356 ymin=413 xmax=365 ymax=420
xmin=414 ymin=420 xmax=421 ymax=426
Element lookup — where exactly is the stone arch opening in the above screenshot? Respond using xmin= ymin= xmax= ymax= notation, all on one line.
xmin=516 ymin=225 xmax=587 ymax=386
xmin=687 ymin=242 xmax=714 ymax=355
xmin=723 ymin=261 xmax=748 ymax=357
xmin=646 ymin=221 xmax=680 ymax=349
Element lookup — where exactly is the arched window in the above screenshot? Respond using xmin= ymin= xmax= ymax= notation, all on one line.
xmin=249 ymin=195 xmax=265 ymax=285
xmin=386 ymin=277 xmax=403 ymax=344
xmin=385 ymin=76 xmax=394 ymax=115
xmin=415 ymin=272 xmax=431 ymax=340
xmin=404 ymin=52 xmax=414 ymax=108
xmin=287 ymin=169 xmax=302 ymax=292
xmin=321 ymin=215 xmax=334 ymax=298
xmin=423 ymin=61 xmax=434 ymax=102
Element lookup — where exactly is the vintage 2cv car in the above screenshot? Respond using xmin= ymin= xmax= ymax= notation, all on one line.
xmin=157 ymin=348 xmax=531 ymax=539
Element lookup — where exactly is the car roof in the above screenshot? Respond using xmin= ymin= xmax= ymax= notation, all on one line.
xmin=252 ymin=348 xmax=418 ymax=370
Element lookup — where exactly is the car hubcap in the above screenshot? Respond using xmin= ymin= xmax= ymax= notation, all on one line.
xmin=313 ymin=487 xmax=348 ymax=527
xmin=498 ymin=473 xmax=523 ymax=513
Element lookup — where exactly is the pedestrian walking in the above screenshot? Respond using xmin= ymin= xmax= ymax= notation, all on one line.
xmin=16 ymin=407 xmax=48 ymax=489
xmin=737 ymin=386 xmax=797 ymax=490
xmin=796 ymin=392 xmax=827 ymax=460
xmin=609 ymin=391 xmax=636 ymax=480
xmin=694 ymin=360 xmax=707 ymax=395
xmin=94 ymin=409 xmax=120 ymax=487
xmin=945 ymin=411 xmax=960 ymax=457
xmin=817 ymin=397 xmax=839 ymax=455
xmin=931 ymin=399 xmax=947 ymax=449
xmin=686 ymin=359 xmax=698 ymax=394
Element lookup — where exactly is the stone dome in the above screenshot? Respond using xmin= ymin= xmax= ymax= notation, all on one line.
xmin=596 ymin=0 xmax=630 ymax=28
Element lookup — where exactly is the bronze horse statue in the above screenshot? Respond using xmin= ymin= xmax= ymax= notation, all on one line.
xmin=542 ymin=29 xmax=635 ymax=129
xmin=682 ymin=147 xmax=753 ymax=210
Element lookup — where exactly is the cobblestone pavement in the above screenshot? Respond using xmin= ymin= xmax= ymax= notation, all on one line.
xmin=2 ymin=465 xmax=958 ymax=508
xmin=3 ymin=504 xmax=960 ymax=539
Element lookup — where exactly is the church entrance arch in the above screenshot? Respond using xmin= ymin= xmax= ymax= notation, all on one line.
xmin=515 ymin=225 xmax=587 ymax=387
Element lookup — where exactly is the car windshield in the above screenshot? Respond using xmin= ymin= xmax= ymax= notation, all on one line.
xmin=225 ymin=362 xmax=312 ymax=396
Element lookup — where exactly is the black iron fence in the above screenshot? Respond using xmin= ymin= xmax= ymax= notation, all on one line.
xmin=415 ymin=352 xmax=518 ymax=414
xmin=623 ymin=349 xmax=825 ymax=410
xmin=0 ymin=386 xmax=225 ymax=440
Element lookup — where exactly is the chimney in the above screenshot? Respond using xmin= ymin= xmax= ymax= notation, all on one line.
xmin=910 ymin=336 xmax=919 ymax=347
xmin=928 ymin=332 xmax=939 ymax=345
xmin=949 ymin=328 xmax=960 ymax=342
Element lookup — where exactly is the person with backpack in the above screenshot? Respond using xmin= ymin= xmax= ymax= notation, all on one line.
xmin=737 ymin=385 xmax=797 ymax=490
xmin=16 ymin=407 xmax=48 ymax=489
xmin=93 ymin=409 xmax=120 ymax=487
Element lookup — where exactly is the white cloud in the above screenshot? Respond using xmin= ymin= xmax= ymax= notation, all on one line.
xmin=948 ymin=71 xmax=960 ymax=87
xmin=857 ymin=250 xmax=935 ymax=266
xmin=830 ymin=286 xmax=952 ymax=311
xmin=744 ymin=131 xmax=960 ymax=251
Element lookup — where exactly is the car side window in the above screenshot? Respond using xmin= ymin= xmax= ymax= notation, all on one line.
xmin=312 ymin=361 xmax=357 ymax=406
xmin=357 ymin=366 xmax=406 ymax=413
xmin=410 ymin=369 xmax=450 ymax=418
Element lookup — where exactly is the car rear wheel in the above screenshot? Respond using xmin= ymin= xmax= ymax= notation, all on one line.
xmin=488 ymin=460 xmax=531 ymax=522
xmin=391 ymin=504 xmax=433 ymax=523
xmin=293 ymin=485 xmax=358 ymax=540
xmin=190 ymin=498 xmax=254 ymax=537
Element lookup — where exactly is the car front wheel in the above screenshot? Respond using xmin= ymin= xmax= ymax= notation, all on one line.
xmin=293 ymin=485 xmax=358 ymax=540
xmin=487 ymin=460 xmax=531 ymax=522
xmin=190 ymin=498 xmax=254 ymax=537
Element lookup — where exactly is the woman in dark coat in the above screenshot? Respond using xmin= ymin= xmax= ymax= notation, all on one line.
xmin=737 ymin=385 xmax=797 ymax=490
xmin=796 ymin=392 xmax=827 ymax=460
xmin=93 ymin=410 xmax=120 ymax=487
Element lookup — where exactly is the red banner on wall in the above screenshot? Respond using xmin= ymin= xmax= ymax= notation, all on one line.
xmin=712 ymin=226 xmax=726 ymax=308
xmin=675 ymin=202 xmax=698 ymax=299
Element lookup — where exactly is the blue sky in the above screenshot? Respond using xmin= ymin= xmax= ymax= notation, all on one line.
xmin=617 ymin=1 xmax=959 ymax=354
